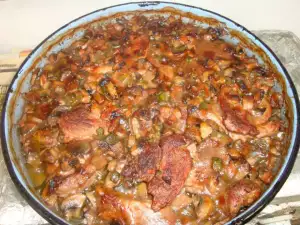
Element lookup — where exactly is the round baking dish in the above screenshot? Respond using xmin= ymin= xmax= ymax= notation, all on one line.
xmin=1 ymin=2 xmax=300 ymax=225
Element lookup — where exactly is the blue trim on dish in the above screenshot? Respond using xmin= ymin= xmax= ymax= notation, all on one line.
xmin=1 ymin=2 xmax=300 ymax=225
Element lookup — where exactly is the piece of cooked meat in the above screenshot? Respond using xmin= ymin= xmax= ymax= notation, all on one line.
xmin=226 ymin=179 xmax=261 ymax=215
xmin=148 ymin=135 xmax=192 ymax=211
xmin=96 ymin=187 xmax=172 ymax=225
xmin=219 ymin=86 xmax=258 ymax=136
xmin=55 ymin=164 xmax=96 ymax=197
xmin=186 ymin=138 xmax=229 ymax=184
xmin=195 ymin=40 xmax=233 ymax=60
xmin=257 ymin=120 xmax=280 ymax=138
xmin=58 ymin=106 xmax=103 ymax=142
xmin=159 ymin=134 xmax=187 ymax=151
xmin=125 ymin=35 xmax=149 ymax=57
xmin=222 ymin=106 xmax=257 ymax=136
xmin=97 ymin=191 xmax=128 ymax=225
xmin=122 ymin=142 xmax=162 ymax=182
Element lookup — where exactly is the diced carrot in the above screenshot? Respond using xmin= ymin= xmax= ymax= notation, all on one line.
xmin=180 ymin=35 xmax=188 ymax=43
xmin=46 ymin=163 xmax=59 ymax=175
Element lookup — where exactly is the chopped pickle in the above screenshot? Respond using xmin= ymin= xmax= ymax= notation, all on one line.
xmin=106 ymin=82 xmax=118 ymax=99
xmin=172 ymin=45 xmax=187 ymax=54
xmin=106 ymin=134 xmax=119 ymax=145
xmin=212 ymin=157 xmax=223 ymax=172
xmin=200 ymin=122 xmax=212 ymax=139
xmin=158 ymin=91 xmax=170 ymax=102
xmin=96 ymin=128 xmax=105 ymax=140
xmin=195 ymin=196 xmax=214 ymax=220
xmin=26 ymin=164 xmax=46 ymax=188
xmin=136 ymin=182 xmax=148 ymax=200
xmin=199 ymin=101 xmax=208 ymax=110
xmin=118 ymin=73 xmax=133 ymax=87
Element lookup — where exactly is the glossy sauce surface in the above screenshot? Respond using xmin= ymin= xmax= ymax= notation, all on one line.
xmin=19 ymin=13 xmax=289 ymax=225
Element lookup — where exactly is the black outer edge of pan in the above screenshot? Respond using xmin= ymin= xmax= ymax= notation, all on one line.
xmin=1 ymin=2 xmax=300 ymax=225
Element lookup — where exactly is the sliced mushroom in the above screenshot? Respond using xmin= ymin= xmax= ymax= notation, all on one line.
xmin=61 ymin=194 xmax=86 ymax=220
xmin=195 ymin=195 xmax=214 ymax=221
